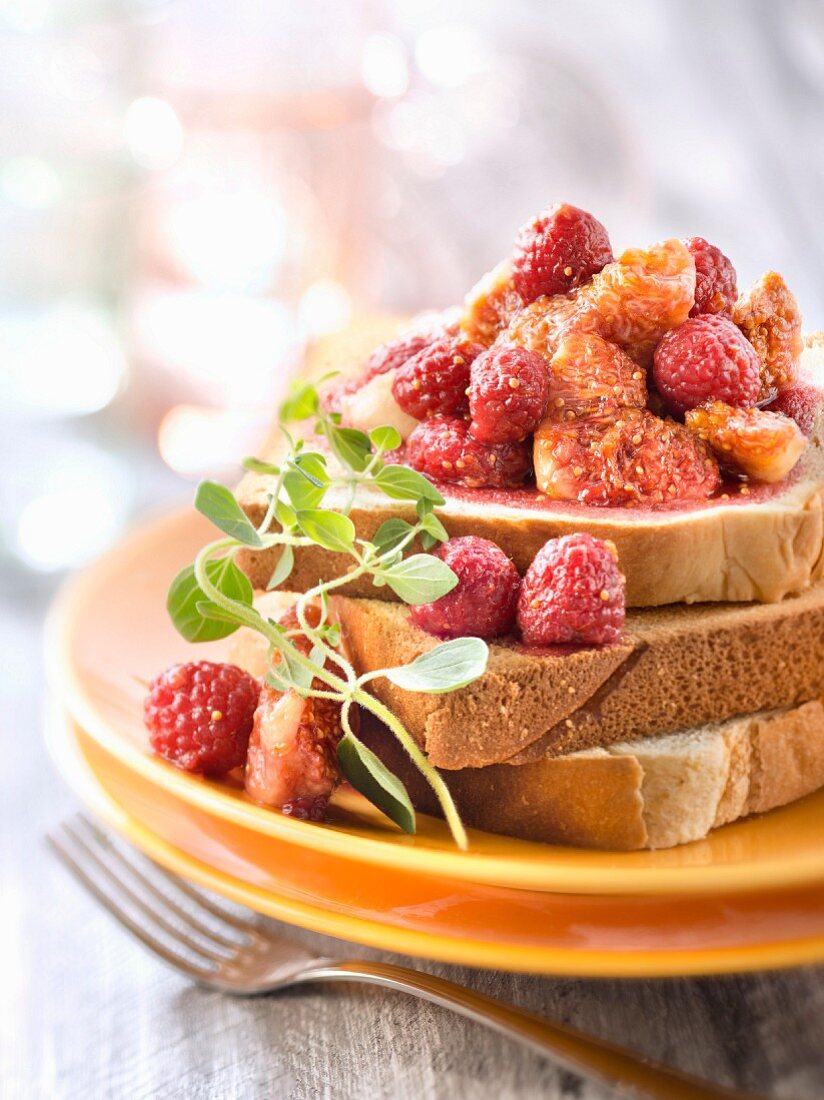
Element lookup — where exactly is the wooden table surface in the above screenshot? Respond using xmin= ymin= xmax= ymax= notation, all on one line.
xmin=2 ymin=590 xmax=823 ymax=1100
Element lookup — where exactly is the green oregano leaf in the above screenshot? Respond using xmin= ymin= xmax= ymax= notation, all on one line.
xmin=167 ymin=556 xmax=253 ymax=643
xmin=283 ymin=453 xmax=328 ymax=510
xmin=242 ymin=456 xmax=281 ymax=476
xmin=374 ymin=464 xmax=445 ymax=505
xmin=266 ymin=544 xmax=294 ymax=590
xmin=337 ymin=732 xmax=416 ymax=834
xmin=420 ymin=511 xmax=448 ymax=542
xmin=380 ymin=554 xmax=458 ymax=605
xmin=275 ymin=499 xmax=297 ymax=531
xmin=325 ymin=424 xmax=372 ymax=472
xmin=373 ymin=518 xmax=415 ymax=555
xmin=280 ymin=381 xmax=319 ymax=422
xmin=195 ymin=481 xmax=263 ymax=547
xmin=369 ymin=425 xmax=402 ymax=453
xmin=296 ymin=510 xmax=356 ymax=553
xmin=381 ymin=637 xmax=489 ymax=694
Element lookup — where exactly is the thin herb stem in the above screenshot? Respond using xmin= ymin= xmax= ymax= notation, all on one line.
xmin=351 ymin=688 xmax=468 ymax=850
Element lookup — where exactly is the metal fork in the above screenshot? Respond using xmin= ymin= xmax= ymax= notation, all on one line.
xmin=48 ymin=815 xmax=765 ymax=1100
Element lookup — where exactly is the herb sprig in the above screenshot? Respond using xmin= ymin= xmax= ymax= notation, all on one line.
xmin=166 ymin=379 xmax=488 ymax=848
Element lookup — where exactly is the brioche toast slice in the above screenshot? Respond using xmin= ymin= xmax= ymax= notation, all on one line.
xmin=236 ymin=324 xmax=824 ymax=607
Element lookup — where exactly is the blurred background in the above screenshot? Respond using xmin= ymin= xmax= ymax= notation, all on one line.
xmin=2 ymin=0 xmax=824 ymax=590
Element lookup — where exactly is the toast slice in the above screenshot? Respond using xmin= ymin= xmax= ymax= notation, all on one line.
xmin=236 ymin=323 xmax=824 ymax=608
xmin=356 ymin=702 xmax=824 ymax=850
xmin=332 ymin=585 xmax=824 ymax=770
xmin=228 ymin=595 xmax=824 ymax=851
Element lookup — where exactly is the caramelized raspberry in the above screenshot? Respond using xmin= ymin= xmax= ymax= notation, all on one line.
xmin=405 ymin=415 xmax=532 ymax=488
xmin=244 ymin=603 xmax=344 ymax=819
xmin=685 ymin=402 xmax=806 ymax=484
xmin=545 ymin=333 xmax=647 ymax=423
xmin=468 ymin=345 xmax=549 ymax=443
xmin=534 ymin=408 xmax=720 ymax=506
xmin=733 ymin=272 xmax=803 ymax=402
xmin=392 ymin=336 xmax=483 ymax=420
xmin=517 ymin=533 xmax=625 ymax=647
xmin=460 ymin=260 xmax=523 ymax=346
xmin=410 ymin=536 xmax=521 ymax=640
xmin=584 ymin=238 xmax=696 ymax=365
xmin=683 ymin=237 xmax=737 ymax=317
xmin=652 ymin=315 xmax=761 ymax=416
xmin=511 ymin=203 xmax=613 ymax=303
xmin=507 ymin=293 xmax=593 ymax=362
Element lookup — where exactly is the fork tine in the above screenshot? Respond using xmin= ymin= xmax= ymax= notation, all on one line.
xmin=74 ymin=816 xmax=241 ymax=951
xmin=58 ymin=820 xmax=225 ymax=966
xmin=146 ymin=864 xmax=265 ymax=940
xmin=47 ymin=829 xmax=214 ymax=982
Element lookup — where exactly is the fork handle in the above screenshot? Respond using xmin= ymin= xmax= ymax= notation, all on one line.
xmin=295 ymin=960 xmax=764 ymax=1100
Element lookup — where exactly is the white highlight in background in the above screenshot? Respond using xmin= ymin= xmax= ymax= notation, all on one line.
xmin=126 ymin=96 xmax=184 ymax=171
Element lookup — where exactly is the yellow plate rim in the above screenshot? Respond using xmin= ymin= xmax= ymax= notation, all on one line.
xmin=46 ymin=708 xmax=824 ymax=978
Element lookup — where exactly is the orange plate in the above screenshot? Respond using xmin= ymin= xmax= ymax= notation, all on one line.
xmin=48 ymin=710 xmax=824 ymax=977
xmin=47 ymin=508 xmax=824 ymax=897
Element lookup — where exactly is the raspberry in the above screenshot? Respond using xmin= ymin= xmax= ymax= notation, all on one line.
xmin=545 ymin=333 xmax=647 ymax=423
xmin=683 ymin=237 xmax=737 ymax=317
xmin=410 ymin=536 xmax=521 ymax=639
xmin=364 ymin=330 xmax=436 ymax=381
xmin=511 ymin=204 xmax=613 ymax=303
xmin=244 ymin=604 xmax=344 ymax=818
xmin=461 ymin=260 xmax=524 ymax=346
xmin=733 ymin=271 xmax=803 ymax=402
xmin=584 ymin=238 xmax=696 ymax=365
xmin=517 ymin=534 xmax=625 ymax=647
xmin=534 ymin=408 xmax=720 ymax=506
xmin=405 ymin=415 xmax=532 ymax=488
xmin=652 ymin=315 xmax=761 ymax=416
xmin=468 ymin=345 xmax=549 ymax=443
xmin=685 ymin=402 xmax=807 ymax=484
xmin=144 ymin=661 xmax=260 ymax=776
xmin=392 ymin=336 xmax=483 ymax=420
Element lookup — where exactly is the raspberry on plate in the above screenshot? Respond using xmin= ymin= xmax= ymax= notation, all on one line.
xmin=511 ymin=204 xmax=613 ymax=303
xmin=392 ymin=336 xmax=484 ymax=420
xmin=653 ymin=315 xmax=761 ymax=417
xmin=410 ymin=536 xmax=521 ymax=639
xmin=144 ymin=660 xmax=260 ymax=776
xmin=683 ymin=237 xmax=737 ymax=318
xmin=545 ymin=332 xmax=647 ymax=423
xmin=244 ymin=603 xmax=345 ymax=819
xmin=469 ymin=344 xmax=549 ymax=443
xmin=405 ymin=415 xmax=532 ymax=488
xmin=733 ymin=271 xmax=803 ymax=402
xmin=534 ymin=407 xmax=720 ymax=506
xmin=517 ymin=533 xmax=625 ymax=647
xmin=685 ymin=401 xmax=807 ymax=484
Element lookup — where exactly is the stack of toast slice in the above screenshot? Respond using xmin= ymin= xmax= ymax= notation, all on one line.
xmin=234 ymin=323 xmax=824 ymax=850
